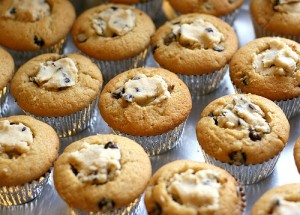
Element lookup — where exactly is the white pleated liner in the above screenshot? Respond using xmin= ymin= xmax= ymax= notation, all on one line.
xmin=202 ymin=150 xmax=280 ymax=185
xmin=113 ymin=121 xmax=186 ymax=156
xmin=0 ymin=86 xmax=9 ymax=117
xmin=219 ymin=9 xmax=240 ymax=26
xmin=232 ymin=85 xmax=300 ymax=119
xmin=0 ymin=171 xmax=50 ymax=206
xmin=70 ymin=196 xmax=143 ymax=215
xmin=135 ymin=0 xmax=163 ymax=20
xmin=252 ymin=18 xmax=300 ymax=43
xmin=25 ymin=98 xmax=98 ymax=138
xmin=6 ymin=38 xmax=66 ymax=69
xmin=178 ymin=65 xmax=228 ymax=98
xmin=94 ymin=49 xmax=149 ymax=84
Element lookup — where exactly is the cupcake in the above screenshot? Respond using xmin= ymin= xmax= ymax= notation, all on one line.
xmin=151 ymin=13 xmax=238 ymax=97
xmin=54 ymin=134 xmax=151 ymax=214
xmin=145 ymin=160 xmax=245 ymax=215
xmin=72 ymin=3 xmax=155 ymax=83
xmin=0 ymin=115 xmax=59 ymax=206
xmin=250 ymin=0 xmax=300 ymax=42
xmin=251 ymin=184 xmax=300 ymax=215
xmin=0 ymin=47 xmax=14 ymax=117
xmin=167 ymin=0 xmax=245 ymax=25
xmin=10 ymin=53 xmax=103 ymax=137
xmin=98 ymin=67 xmax=192 ymax=156
xmin=108 ymin=0 xmax=163 ymax=20
xmin=196 ymin=94 xmax=290 ymax=184
xmin=0 ymin=0 xmax=76 ymax=69
xmin=230 ymin=37 xmax=300 ymax=118
xmin=294 ymin=136 xmax=300 ymax=173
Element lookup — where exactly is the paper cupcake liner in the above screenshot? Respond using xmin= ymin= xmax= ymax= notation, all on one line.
xmin=135 ymin=0 xmax=163 ymax=20
xmin=94 ymin=48 xmax=149 ymax=84
xmin=70 ymin=196 xmax=143 ymax=215
xmin=232 ymin=85 xmax=300 ymax=119
xmin=219 ymin=9 xmax=240 ymax=26
xmin=113 ymin=121 xmax=186 ymax=156
xmin=6 ymin=38 xmax=67 ymax=69
xmin=0 ymin=170 xmax=51 ymax=206
xmin=252 ymin=18 xmax=300 ymax=43
xmin=0 ymin=85 xmax=9 ymax=117
xmin=202 ymin=150 xmax=280 ymax=185
xmin=178 ymin=65 xmax=228 ymax=98
xmin=24 ymin=97 xmax=98 ymax=138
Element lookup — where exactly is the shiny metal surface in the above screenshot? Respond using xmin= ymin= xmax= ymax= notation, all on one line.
xmin=1 ymin=1 xmax=300 ymax=214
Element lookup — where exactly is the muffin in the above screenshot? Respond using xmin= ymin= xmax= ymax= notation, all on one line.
xmin=54 ymin=134 xmax=151 ymax=214
xmin=10 ymin=53 xmax=103 ymax=137
xmin=251 ymin=184 xmax=300 ymax=215
xmin=167 ymin=0 xmax=245 ymax=25
xmin=151 ymin=13 xmax=238 ymax=97
xmin=108 ymin=0 xmax=163 ymax=20
xmin=0 ymin=47 xmax=14 ymax=117
xmin=230 ymin=37 xmax=300 ymax=118
xmin=0 ymin=115 xmax=59 ymax=206
xmin=196 ymin=94 xmax=290 ymax=184
xmin=250 ymin=0 xmax=300 ymax=42
xmin=98 ymin=67 xmax=192 ymax=155
xmin=0 ymin=0 xmax=76 ymax=69
xmin=72 ymin=3 xmax=155 ymax=83
xmin=294 ymin=136 xmax=300 ymax=173
xmin=145 ymin=160 xmax=245 ymax=215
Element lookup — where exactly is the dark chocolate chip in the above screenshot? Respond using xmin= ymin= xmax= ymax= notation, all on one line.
xmin=213 ymin=117 xmax=218 ymax=126
xmin=150 ymin=203 xmax=162 ymax=215
xmin=34 ymin=36 xmax=45 ymax=47
xmin=9 ymin=122 xmax=16 ymax=125
xmin=132 ymin=77 xmax=140 ymax=80
xmin=104 ymin=141 xmax=118 ymax=149
xmin=249 ymin=130 xmax=262 ymax=141
xmin=111 ymin=6 xmax=118 ymax=10
xmin=152 ymin=44 xmax=158 ymax=54
xmin=213 ymin=46 xmax=224 ymax=52
xmin=112 ymin=92 xmax=122 ymax=99
xmin=57 ymin=67 xmax=63 ymax=71
xmin=172 ymin=21 xmax=180 ymax=25
xmin=10 ymin=8 xmax=16 ymax=14
xmin=248 ymin=103 xmax=256 ymax=110
xmin=121 ymin=87 xmax=125 ymax=93
xmin=168 ymin=85 xmax=175 ymax=92
xmin=229 ymin=151 xmax=247 ymax=165
xmin=242 ymin=77 xmax=248 ymax=86
xmin=124 ymin=94 xmax=133 ymax=102
xmin=135 ymin=88 xmax=140 ymax=92
xmin=64 ymin=77 xmax=70 ymax=83
xmin=71 ymin=165 xmax=78 ymax=176
xmin=164 ymin=33 xmax=176 ymax=46
xmin=205 ymin=27 xmax=214 ymax=33
xmin=22 ymin=127 xmax=26 ymax=132
xmin=112 ymin=33 xmax=118 ymax=37
xmin=98 ymin=199 xmax=115 ymax=211
xmin=208 ymin=112 xmax=214 ymax=117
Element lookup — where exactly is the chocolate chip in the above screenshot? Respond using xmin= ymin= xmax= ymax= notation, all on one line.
xmin=70 ymin=165 xmax=78 ymax=176
xmin=248 ymin=103 xmax=256 ymax=110
xmin=10 ymin=8 xmax=16 ymax=14
xmin=208 ymin=112 xmax=214 ymax=117
xmin=164 ymin=33 xmax=176 ymax=46
xmin=112 ymin=92 xmax=122 ymax=99
xmin=132 ymin=77 xmax=140 ymax=80
xmin=213 ymin=46 xmax=224 ymax=52
xmin=168 ymin=85 xmax=175 ymax=92
xmin=135 ymin=88 xmax=140 ymax=92
xmin=104 ymin=142 xmax=118 ymax=149
xmin=228 ymin=0 xmax=235 ymax=3
xmin=242 ymin=77 xmax=248 ymax=86
xmin=249 ymin=130 xmax=262 ymax=141
xmin=205 ymin=28 xmax=214 ymax=33
xmin=77 ymin=33 xmax=87 ymax=43
xmin=111 ymin=6 xmax=118 ymax=10
xmin=124 ymin=94 xmax=133 ymax=102
xmin=22 ymin=127 xmax=26 ymax=132
xmin=57 ymin=67 xmax=63 ymax=71
xmin=34 ymin=36 xmax=45 ymax=47
xmin=64 ymin=77 xmax=70 ymax=83
xmin=9 ymin=122 xmax=16 ymax=125
xmin=98 ymin=199 xmax=115 ymax=211
xmin=213 ymin=117 xmax=218 ymax=126
xmin=112 ymin=33 xmax=118 ymax=37
xmin=152 ymin=44 xmax=158 ymax=54
xmin=172 ymin=21 xmax=180 ymax=25
xmin=229 ymin=151 xmax=247 ymax=165
xmin=150 ymin=203 xmax=162 ymax=215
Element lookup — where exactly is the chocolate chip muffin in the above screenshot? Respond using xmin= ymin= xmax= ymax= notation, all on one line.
xmin=251 ymin=184 xmax=300 ymax=215
xmin=54 ymin=134 xmax=151 ymax=213
xmin=0 ymin=47 xmax=14 ymax=117
xmin=72 ymin=3 xmax=155 ymax=83
xmin=145 ymin=160 xmax=245 ymax=215
xmin=10 ymin=53 xmax=103 ymax=137
xmin=151 ymin=13 xmax=238 ymax=97
xmin=250 ymin=0 xmax=300 ymax=42
xmin=293 ymin=136 xmax=300 ymax=173
xmin=0 ymin=0 xmax=76 ymax=68
xmin=0 ymin=115 xmax=59 ymax=206
xmin=196 ymin=94 xmax=290 ymax=184
xmin=167 ymin=0 xmax=245 ymax=25
xmin=230 ymin=37 xmax=300 ymax=118
xmin=98 ymin=67 xmax=192 ymax=155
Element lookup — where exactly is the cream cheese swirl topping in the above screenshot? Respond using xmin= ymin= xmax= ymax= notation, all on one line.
xmin=274 ymin=0 xmax=300 ymax=13
xmin=271 ymin=198 xmax=300 ymax=215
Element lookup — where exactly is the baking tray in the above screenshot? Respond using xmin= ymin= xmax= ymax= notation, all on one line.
xmin=1 ymin=1 xmax=300 ymax=214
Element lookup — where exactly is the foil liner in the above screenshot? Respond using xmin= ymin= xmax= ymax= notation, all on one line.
xmin=113 ymin=121 xmax=186 ymax=156
xmin=135 ymin=0 xmax=163 ymax=20
xmin=219 ymin=9 xmax=240 ymax=26
xmin=252 ymin=18 xmax=300 ymax=43
xmin=0 ymin=86 xmax=9 ymax=117
xmin=24 ymin=98 xmax=98 ymax=138
xmin=232 ymin=85 xmax=300 ymax=119
xmin=202 ymin=150 xmax=280 ymax=185
xmin=70 ymin=196 xmax=143 ymax=215
xmin=178 ymin=65 xmax=228 ymax=98
xmin=0 ymin=171 xmax=51 ymax=206
xmin=94 ymin=48 xmax=149 ymax=84
xmin=6 ymin=38 xmax=66 ymax=69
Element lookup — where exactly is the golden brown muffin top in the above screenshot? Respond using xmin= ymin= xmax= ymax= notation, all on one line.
xmin=0 ymin=47 xmax=14 ymax=89
xmin=0 ymin=115 xmax=59 ymax=186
